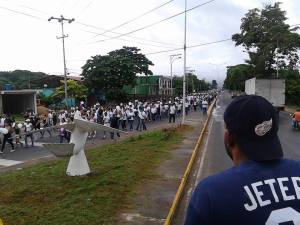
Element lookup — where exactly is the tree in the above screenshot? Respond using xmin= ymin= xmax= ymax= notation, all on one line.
xmin=279 ymin=69 xmax=300 ymax=105
xmin=186 ymin=73 xmax=198 ymax=93
xmin=223 ymin=64 xmax=253 ymax=91
xmin=173 ymin=76 xmax=183 ymax=96
xmin=198 ymin=79 xmax=211 ymax=91
xmin=82 ymin=46 xmax=153 ymax=101
xmin=211 ymin=80 xmax=218 ymax=89
xmin=232 ymin=2 xmax=300 ymax=77
xmin=52 ymin=80 xmax=88 ymax=102
xmin=173 ymin=75 xmax=211 ymax=95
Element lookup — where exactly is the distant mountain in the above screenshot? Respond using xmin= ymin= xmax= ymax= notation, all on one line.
xmin=0 ymin=70 xmax=47 ymax=90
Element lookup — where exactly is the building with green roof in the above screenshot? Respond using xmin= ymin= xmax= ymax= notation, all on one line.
xmin=123 ymin=75 xmax=172 ymax=96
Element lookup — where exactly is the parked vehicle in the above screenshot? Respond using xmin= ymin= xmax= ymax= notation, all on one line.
xmin=245 ymin=78 xmax=285 ymax=118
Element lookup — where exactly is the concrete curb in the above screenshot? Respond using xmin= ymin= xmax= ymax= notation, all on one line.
xmin=163 ymin=99 xmax=216 ymax=225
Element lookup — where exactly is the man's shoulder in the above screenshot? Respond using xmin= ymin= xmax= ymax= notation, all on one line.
xmin=196 ymin=159 xmax=300 ymax=190
xmin=195 ymin=167 xmax=237 ymax=191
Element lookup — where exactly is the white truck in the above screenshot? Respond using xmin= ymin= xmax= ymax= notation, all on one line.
xmin=245 ymin=78 xmax=285 ymax=111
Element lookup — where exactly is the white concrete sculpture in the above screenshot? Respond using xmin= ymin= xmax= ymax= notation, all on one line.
xmin=43 ymin=115 xmax=125 ymax=176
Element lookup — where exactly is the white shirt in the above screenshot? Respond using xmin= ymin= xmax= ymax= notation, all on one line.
xmin=103 ymin=114 xmax=110 ymax=127
xmin=138 ymin=110 xmax=146 ymax=119
xmin=169 ymin=105 xmax=176 ymax=114
xmin=127 ymin=112 xmax=134 ymax=120
xmin=25 ymin=123 xmax=32 ymax=132
xmin=151 ymin=107 xmax=157 ymax=114
xmin=48 ymin=113 xmax=53 ymax=119
xmin=202 ymin=100 xmax=208 ymax=108
xmin=0 ymin=118 xmax=5 ymax=127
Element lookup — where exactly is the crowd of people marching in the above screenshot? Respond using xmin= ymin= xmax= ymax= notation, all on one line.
xmin=0 ymin=91 xmax=217 ymax=154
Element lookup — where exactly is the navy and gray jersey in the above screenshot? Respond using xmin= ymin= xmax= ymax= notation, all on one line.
xmin=185 ymin=159 xmax=300 ymax=225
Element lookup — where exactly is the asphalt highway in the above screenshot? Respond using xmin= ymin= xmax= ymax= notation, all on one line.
xmin=175 ymin=91 xmax=300 ymax=224
xmin=195 ymin=91 xmax=300 ymax=184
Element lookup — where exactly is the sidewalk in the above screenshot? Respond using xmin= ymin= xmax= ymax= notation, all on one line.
xmin=118 ymin=110 xmax=206 ymax=225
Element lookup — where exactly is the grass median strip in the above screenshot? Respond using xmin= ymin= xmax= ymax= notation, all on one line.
xmin=0 ymin=125 xmax=191 ymax=225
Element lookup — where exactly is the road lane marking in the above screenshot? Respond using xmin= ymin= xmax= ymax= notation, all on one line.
xmin=195 ymin=112 xmax=214 ymax=185
xmin=184 ymin=109 xmax=215 ymax=215
xmin=0 ymin=159 xmax=23 ymax=167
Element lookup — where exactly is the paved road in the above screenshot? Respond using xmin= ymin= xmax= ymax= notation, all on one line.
xmin=0 ymin=110 xmax=202 ymax=171
xmin=195 ymin=91 xmax=300 ymax=183
xmin=175 ymin=91 xmax=300 ymax=224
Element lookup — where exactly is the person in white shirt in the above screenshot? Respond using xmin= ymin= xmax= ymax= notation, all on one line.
xmin=102 ymin=111 xmax=111 ymax=139
xmin=164 ymin=103 xmax=169 ymax=118
xmin=177 ymin=102 xmax=182 ymax=115
xmin=136 ymin=107 xmax=147 ymax=131
xmin=193 ymin=98 xmax=198 ymax=111
xmin=202 ymin=99 xmax=208 ymax=115
xmin=58 ymin=111 xmax=66 ymax=123
xmin=24 ymin=119 xmax=34 ymax=147
xmin=120 ymin=107 xmax=127 ymax=130
xmin=88 ymin=114 xmax=97 ymax=139
xmin=70 ymin=108 xmax=75 ymax=122
xmin=127 ymin=108 xmax=135 ymax=131
xmin=169 ymin=103 xmax=176 ymax=123
xmin=150 ymin=103 xmax=157 ymax=121
xmin=0 ymin=116 xmax=6 ymax=127
xmin=145 ymin=104 xmax=151 ymax=121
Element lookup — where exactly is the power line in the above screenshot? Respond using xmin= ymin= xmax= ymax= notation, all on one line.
xmin=19 ymin=4 xmax=50 ymax=15
xmin=0 ymin=2 xmax=182 ymax=48
xmin=94 ymin=0 xmax=175 ymax=38
xmin=94 ymin=0 xmax=216 ymax=43
xmin=0 ymin=5 xmax=45 ymax=21
xmin=145 ymin=38 xmax=231 ymax=55
xmin=187 ymin=38 xmax=231 ymax=48
xmin=77 ymin=21 xmax=182 ymax=47
xmin=82 ymin=29 xmax=174 ymax=49
xmin=80 ymin=0 xmax=95 ymax=13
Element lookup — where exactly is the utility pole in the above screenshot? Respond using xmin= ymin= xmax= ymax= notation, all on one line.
xmin=182 ymin=0 xmax=187 ymax=124
xmin=48 ymin=15 xmax=75 ymax=108
xmin=276 ymin=39 xmax=279 ymax=78
xmin=170 ymin=53 xmax=181 ymax=96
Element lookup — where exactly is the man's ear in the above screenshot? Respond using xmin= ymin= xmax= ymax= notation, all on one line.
xmin=225 ymin=129 xmax=235 ymax=148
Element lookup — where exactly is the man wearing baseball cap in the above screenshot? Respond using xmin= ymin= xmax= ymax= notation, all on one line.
xmin=185 ymin=95 xmax=300 ymax=225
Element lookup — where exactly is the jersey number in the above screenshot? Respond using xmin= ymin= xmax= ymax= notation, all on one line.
xmin=266 ymin=207 xmax=300 ymax=225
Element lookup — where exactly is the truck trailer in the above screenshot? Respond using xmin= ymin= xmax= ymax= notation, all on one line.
xmin=245 ymin=78 xmax=285 ymax=111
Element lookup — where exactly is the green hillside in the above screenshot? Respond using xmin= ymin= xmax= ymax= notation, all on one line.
xmin=0 ymin=70 xmax=47 ymax=90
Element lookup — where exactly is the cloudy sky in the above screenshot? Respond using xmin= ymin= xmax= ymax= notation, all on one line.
xmin=0 ymin=0 xmax=299 ymax=83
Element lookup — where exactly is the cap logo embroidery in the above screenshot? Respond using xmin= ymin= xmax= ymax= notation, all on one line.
xmin=255 ymin=118 xmax=272 ymax=136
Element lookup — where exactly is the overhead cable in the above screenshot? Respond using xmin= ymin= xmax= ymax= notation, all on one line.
xmin=0 ymin=3 xmax=182 ymax=48
xmin=82 ymin=29 xmax=174 ymax=49
xmin=77 ymin=21 xmax=182 ymax=47
xmin=0 ymin=5 xmax=45 ymax=21
xmin=145 ymin=38 xmax=231 ymax=55
xmin=94 ymin=0 xmax=175 ymax=38
xmin=94 ymin=0 xmax=216 ymax=43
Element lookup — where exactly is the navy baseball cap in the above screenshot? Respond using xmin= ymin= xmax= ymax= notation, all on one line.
xmin=224 ymin=95 xmax=283 ymax=161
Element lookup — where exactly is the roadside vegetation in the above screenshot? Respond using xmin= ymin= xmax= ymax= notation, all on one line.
xmin=223 ymin=2 xmax=300 ymax=107
xmin=0 ymin=126 xmax=191 ymax=225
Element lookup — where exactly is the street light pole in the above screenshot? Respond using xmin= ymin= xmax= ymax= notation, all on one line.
xmin=48 ymin=15 xmax=75 ymax=108
xmin=182 ymin=0 xmax=187 ymax=124
xmin=170 ymin=54 xmax=181 ymax=96
xmin=276 ymin=39 xmax=279 ymax=78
